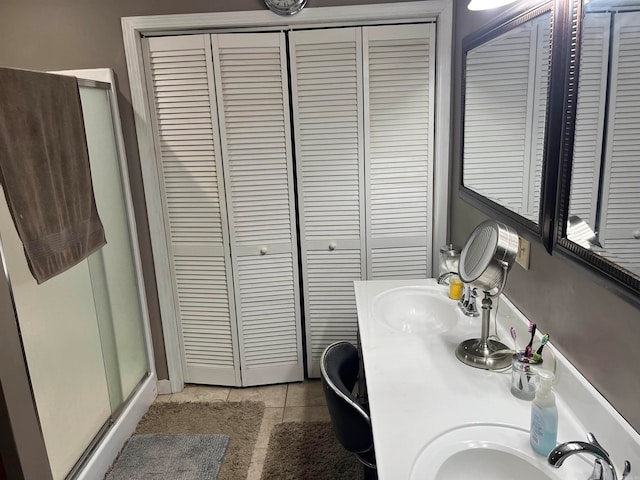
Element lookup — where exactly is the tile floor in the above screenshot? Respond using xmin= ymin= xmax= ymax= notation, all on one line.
xmin=154 ymin=381 xmax=330 ymax=480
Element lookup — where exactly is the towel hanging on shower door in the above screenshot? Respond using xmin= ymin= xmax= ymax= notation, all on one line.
xmin=0 ymin=67 xmax=106 ymax=284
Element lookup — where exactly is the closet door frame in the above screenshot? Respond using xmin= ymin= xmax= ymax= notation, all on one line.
xmin=123 ymin=1 xmax=453 ymax=392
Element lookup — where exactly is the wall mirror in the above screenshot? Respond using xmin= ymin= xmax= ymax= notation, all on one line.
xmin=556 ymin=0 xmax=640 ymax=303
xmin=460 ymin=2 xmax=557 ymax=248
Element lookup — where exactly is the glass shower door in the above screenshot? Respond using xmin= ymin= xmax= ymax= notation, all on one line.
xmin=80 ymin=85 xmax=150 ymax=413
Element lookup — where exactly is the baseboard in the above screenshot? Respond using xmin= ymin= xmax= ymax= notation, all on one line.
xmin=156 ymin=379 xmax=172 ymax=395
xmin=75 ymin=374 xmax=157 ymax=480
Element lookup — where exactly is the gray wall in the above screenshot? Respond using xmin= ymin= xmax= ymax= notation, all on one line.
xmin=0 ymin=0 xmax=418 ymax=380
xmin=451 ymin=1 xmax=640 ymax=432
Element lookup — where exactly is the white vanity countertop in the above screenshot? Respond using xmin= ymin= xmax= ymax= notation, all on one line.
xmin=354 ymin=278 xmax=640 ymax=479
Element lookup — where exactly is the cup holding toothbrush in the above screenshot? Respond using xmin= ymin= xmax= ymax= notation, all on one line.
xmin=510 ymin=352 xmax=543 ymax=400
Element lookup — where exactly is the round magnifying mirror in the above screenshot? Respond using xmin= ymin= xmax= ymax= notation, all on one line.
xmin=456 ymin=220 xmax=520 ymax=370
xmin=459 ymin=220 xmax=519 ymax=294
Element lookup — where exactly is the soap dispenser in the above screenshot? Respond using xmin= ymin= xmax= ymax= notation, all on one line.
xmin=530 ymin=369 xmax=557 ymax=456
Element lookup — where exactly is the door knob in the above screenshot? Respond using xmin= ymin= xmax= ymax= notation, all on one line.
xmin=328 ymin=242 xmax=337 ymax=251
xmin=633 ymin=230 xmax=640 ymax=240
xmin=260 ymin=246 xmax=268 ymax=255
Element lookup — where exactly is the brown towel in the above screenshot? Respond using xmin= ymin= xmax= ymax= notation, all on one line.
xmin=0 ymin=67 xmax=106 ymax=284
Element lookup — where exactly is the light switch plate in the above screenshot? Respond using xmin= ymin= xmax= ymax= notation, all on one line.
xmin=515 ymin=236 xmax=530 ymax=270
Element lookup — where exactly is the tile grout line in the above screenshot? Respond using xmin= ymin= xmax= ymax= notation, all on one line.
xmin=248 ymin=385 xmax=290 ymax=480
xmin=283 ymin=384 xmax=289 ymax=409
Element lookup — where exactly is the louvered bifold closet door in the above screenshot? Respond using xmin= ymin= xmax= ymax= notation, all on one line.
xmin=211 ymin=32 xmax=304 ymax=385
xmin=364 ymin=24 xmax=435 ymax=279
xmin=290 ymin=28 xmax=366 ymax=377
xmin=144 ymin=35 xmax=241 ymax=386
xmin=599 ymin=12 xmax=640 ymax=276
xmin=569 ymin=13 xmax=611 ymax=229
xmin=463 ymin=22 xmax=535 ymax=217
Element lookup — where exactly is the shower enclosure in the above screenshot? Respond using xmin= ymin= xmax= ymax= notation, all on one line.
xmin=0 ymin=69 xmax=155 ymax=480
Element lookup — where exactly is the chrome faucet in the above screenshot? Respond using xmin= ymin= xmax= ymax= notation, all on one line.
xmin=437 ymin=273 xmax=479 ymax=318
xmin=548 ymin=433 xmax=631 ymax=480
xmin=458 ymin=284 xmax=479 ymax=317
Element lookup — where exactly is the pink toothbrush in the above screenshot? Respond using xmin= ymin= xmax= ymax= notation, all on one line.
xmin=525 ymin=322 xmax=536 ymax=358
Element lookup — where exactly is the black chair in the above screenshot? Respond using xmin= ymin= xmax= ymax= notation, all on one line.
xmin=320 ymin=341 xmax=377 ymax=480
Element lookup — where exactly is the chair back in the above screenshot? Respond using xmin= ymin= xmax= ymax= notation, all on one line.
xmin=320 ymin=341 xmax=373 ymax=454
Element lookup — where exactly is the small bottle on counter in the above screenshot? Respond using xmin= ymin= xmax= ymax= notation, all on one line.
xmin=448 ymin=277 xmax=463 ymax=300
xmin=530 ymin=369 xmax=557 ymax=456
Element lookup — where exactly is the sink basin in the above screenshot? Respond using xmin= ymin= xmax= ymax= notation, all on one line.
xmin=411 ymin=424 xmax=592 ymax=480
xmin=372 ymin=286 xmax=458 ymax=334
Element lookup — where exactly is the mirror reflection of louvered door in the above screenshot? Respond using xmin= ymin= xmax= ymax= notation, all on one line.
xmin=530 ymin=19 xmax=551 ymax=220
xmin=464 ymin=17 xmax=550 ymax=222
xmin=145 ymin=32 xmax=303 ymax=386
xmin=569 ymin=13 xmax=611 ymax=229
xmin=599 ymin=12 xmax=640 ymax=276
xmin=464 ymin=24 xmax=533 ymax=215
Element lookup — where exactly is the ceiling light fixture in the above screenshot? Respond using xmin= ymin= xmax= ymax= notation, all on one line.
xmin=468 ymin=0 xmax=519 ymax=11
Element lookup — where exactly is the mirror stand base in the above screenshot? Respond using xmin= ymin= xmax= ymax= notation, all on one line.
xmin=455 ymin=338 xmax=511 ymax=370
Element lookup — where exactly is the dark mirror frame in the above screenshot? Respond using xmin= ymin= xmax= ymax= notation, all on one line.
xmin=459 ymin=0 xmax=572 ymax=253
xmin=553 ymin=0 xmax=640 ymax=307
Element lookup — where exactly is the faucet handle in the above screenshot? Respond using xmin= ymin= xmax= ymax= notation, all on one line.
xmin=460 ymin=284 xmax=470 ymax=306
xmin=457 ymin=284 xmax=480 ymax=317
xmin=590 ymin=458 xmax=617 ymax=480
xmin=587 ymin=433 xmax=632 ymax=480
xmin=549 ymin=433 xmax=631 ymax=480
xmin=587 ymin=433 xmax=610 ymax=457
xmin=590 ymin=459 xmax=604 ymax=480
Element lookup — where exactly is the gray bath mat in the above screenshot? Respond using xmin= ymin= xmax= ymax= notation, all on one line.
xmin=261 ymin=422 xmax=362 ymax=479
xmin=106 ymin=433 xmax=229 ymax=480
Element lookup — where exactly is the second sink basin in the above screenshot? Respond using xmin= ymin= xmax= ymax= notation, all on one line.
xmin=410 ymin=424 xmax=592 ymax=480
xmin=372 ymin=286 xmax=458 ymax=334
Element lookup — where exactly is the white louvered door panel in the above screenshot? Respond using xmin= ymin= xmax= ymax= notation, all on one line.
xmin=599 ymin=12 xmax=640 ymax=277
xmin=364 ymin=24 xmax=435 ymax=279
xmin=290 ymin=28 xmax=365 ymax=377
xmin=144 ymin=35 xmax=241 ymax=386
xmin=305 ymin=250 xmax=362 ymax=377
xmin=569 ymin=13 xmax=611 ymax=229
xmin=212 ymin=32 xmax=304 ymax=385
xmin=463 ymin=23 xmax=534 ymax=215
